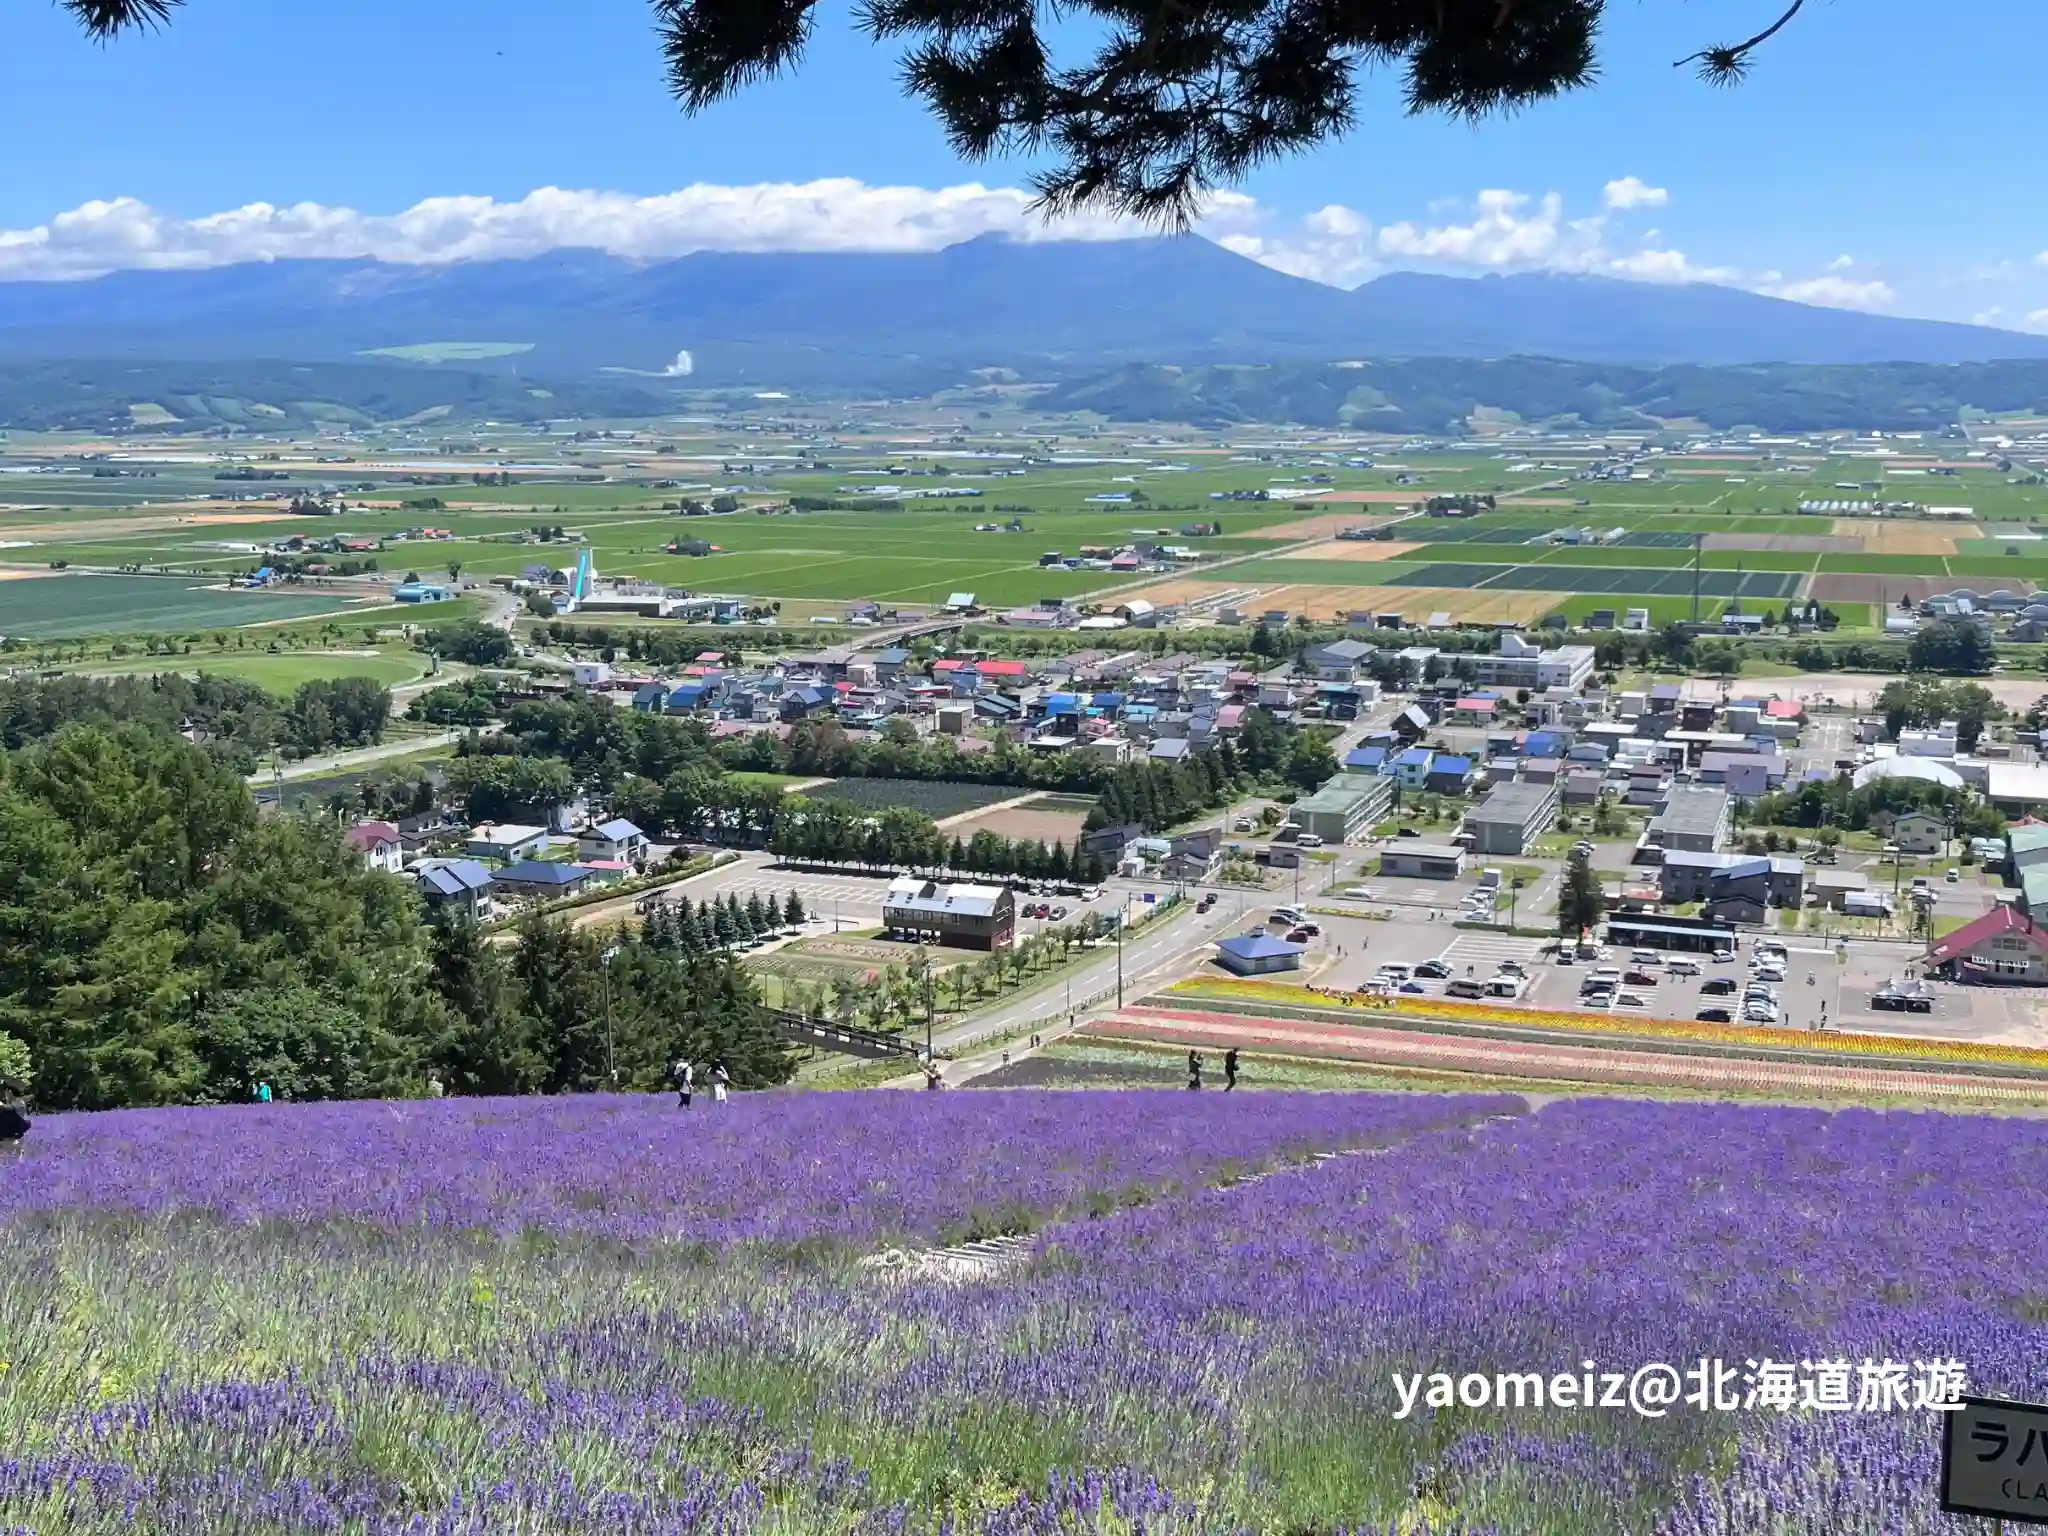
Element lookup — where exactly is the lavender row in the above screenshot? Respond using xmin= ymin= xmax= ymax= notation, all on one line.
xmin=0 ymin=1089 xmax=1518 ymax=1249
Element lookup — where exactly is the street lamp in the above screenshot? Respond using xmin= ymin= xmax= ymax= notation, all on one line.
xmin=600 ymin=944 xmax=620 ymax=1086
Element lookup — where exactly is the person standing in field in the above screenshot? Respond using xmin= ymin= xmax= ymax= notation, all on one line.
xmin=427 ymin=1075 xmax=445 ymax=1099
xmin=0 ymin=1081 xmax=30 ymax=1151
xmin=674 ymin=1058 xmax=694 ymax=1110
xmin=711 ymin=1060 xmax=730 ymax=1105
xmin=1224 ymin=1048 xmax=1240 ymax=1092
xmin=254 ymin=1080 xmax=273 ymax=1104
xmin=1186 ymin=1050 xmax=1203 ymax=1091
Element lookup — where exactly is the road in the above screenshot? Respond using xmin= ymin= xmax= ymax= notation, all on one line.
xmin=250 ymin=729 xmax=465 ymax=785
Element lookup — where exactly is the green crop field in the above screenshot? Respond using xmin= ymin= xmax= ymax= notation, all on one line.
xmin=1383 ymin=561 xmax=1804 ymax=600
xmin=0 ymin=574 xmax=377 ymax=639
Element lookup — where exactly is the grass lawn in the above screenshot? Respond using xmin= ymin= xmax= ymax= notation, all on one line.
xmin=75 ymin=649 xmax=430 ymax=694
xmin=725 ymin=771 xmax=822 ymax=792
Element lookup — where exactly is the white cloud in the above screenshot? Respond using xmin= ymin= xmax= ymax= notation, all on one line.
xmin=1756 ymin=274 xmax=1896 ymax=311
xmin=0 ymin=181 xmax=1148 ymax=282
xmin=0 ymin=177 xmax=1935 ymax=323
xmin=1602 ymin=177 xmax=1670 ymax=211
xmin=1975 ymin=307 xmax=2006 ymax=326
xmin=2025 ymin=309 xmax=2048 ymax=333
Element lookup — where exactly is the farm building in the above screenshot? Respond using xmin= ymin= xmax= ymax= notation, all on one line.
xmin=466 ymin=824 xmax=551 ymax=863
xmin=1214 ymin=934 xmax=1306 ymax=976
xmin=493 ymin=861 xmax=600 ymax=899
xmin=882 ymin=878 xmax=1016 ymax=952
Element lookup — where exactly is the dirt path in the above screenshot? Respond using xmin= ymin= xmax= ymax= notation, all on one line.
xmin=1084 ymin=1005 xmax=2048 ymax=1104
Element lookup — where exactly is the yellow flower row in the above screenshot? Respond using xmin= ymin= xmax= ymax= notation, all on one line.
xmin=1163 ymin=979 xmax=2048 ymax=1073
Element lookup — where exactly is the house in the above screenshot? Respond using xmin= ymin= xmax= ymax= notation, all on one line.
xmin=1150 ymin=738 xmax=1193 ymax=762
xmin=571 ymin=660 xmax=612 ymax=688
xmin=1603 ymin=911 xmax=1739 ymax=955
xmin=1301 ymin=638 xmax=1376 ymax=682
xmin=1345 ymin=746 xmax=1391 ymax=774
xmin=632 ymin=681 xmax=672 ymax=713
xmin=1889 ymin=810 xmax=1950 ymax=856
xmin=343 ymin=820 xmax=404 ymax=874
xmin=393 ymin=581 xmax=450 ymax=603
xmin=1811 ymin=869 xmax=1870 ymax=912
xmin=1391 ymin=704 xmax=1433 ymax=742
xmin=1926 ymin=905 xmax=2048 ymax=985
xmin=492 ymin=860 xmax=599 ymax=899
xmin=411 ymin=858 xmax=496 ymax=921
xmin=1392 ymin=747 xmax=1437 ymax=791
xmin=1214 ymin=933 xmax=1306 ymax=976
xmin=1462 ymin=781 xmax=1558 ymax=857
xmin=466 ymin=823 xmax=551 ymax=863
xmin=882 ymin=878 xmax=1016 ymax=951
xmin=578 ymin=818 xmax=649 ymax=867
xmin=1294 ymin=773 xmax=1396 ymax=845
xmin=1448 ymin=696 xmax=1499 ymax=727
xmin=1426 ymin=755 xmax=1477 ymax=797
xmin=1561 ymin=767 xmax=1605 ymax=806
xmin=1658 ymin=850 xmax=1804 ymax=909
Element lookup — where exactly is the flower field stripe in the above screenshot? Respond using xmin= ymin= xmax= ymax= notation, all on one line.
xmin=1085 ymin=1007 xmax=2048 ymax=1103
xmin=1163 ymin=977 xmax=2048 ymax=1074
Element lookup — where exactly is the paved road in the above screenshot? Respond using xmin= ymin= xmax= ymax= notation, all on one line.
xmin=251 ymin=729 xmax=466 ymax=785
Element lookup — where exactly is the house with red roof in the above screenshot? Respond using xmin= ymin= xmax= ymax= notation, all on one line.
xmin=1925 ymin=905 xmax=2048 ymax=985
xmin=343 ymin=820 xmax=404 ymax=875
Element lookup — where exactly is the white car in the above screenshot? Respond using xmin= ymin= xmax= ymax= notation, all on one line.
xmin=1667 ymin=959 xmax=1702 ymax=977
xmin=1582 ymin=992 xmax=1616 ymax=1011
xmin=1629 ymin=950 xmax=1664 ymax=968
xmin=1711 ymin=949 xmax=1735 ymax=963
xmin=1374 ymin=964 xmax=1414 ymax=984
xmin=1617 ymin=991 xmax=1650 ymax=1009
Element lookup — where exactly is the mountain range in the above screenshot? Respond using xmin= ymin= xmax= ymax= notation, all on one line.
xmin=2 ymin=235 xmax=2046 ymax=385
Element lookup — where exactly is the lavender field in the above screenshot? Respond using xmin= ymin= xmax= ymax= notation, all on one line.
xmin=1 ymin=1091 xmax=2044 ymax=1534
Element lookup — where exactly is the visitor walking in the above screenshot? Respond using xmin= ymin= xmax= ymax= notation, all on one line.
xmin=254 ymin=1080 xmax=273 ymax=1104
xmin=673 ymin=1058 xmax=694 ymax=1110
xmin=1187 ymin=1050 xmax=1203 ymax=1091
xmin=1224 ymin=1048 xmax=1240 ymax=1092
xmin=711 ymin=1060 xmax=731 ymax=1105
xmin=0 ymin=1081 xmax=30 ymax=1151
xmin=426 ymin=1075 xmax=445 ymax=1099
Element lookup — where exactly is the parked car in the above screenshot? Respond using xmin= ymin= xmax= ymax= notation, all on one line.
xmin=1498 ymin=960 xmax=1528 ymax=978
xmin=1629 ymin=950 xmax=1664 ymax=968
xmin=1945 ymin=868 xmax=1960 ymax=884
xmin=1414 ymin=958 xmax=1454 ymax=979
xmin=1446 ymin=978 xmax=1486 ymax=998
xmin=1082 ymin=888 xmax=1102 ymax=902
xmin=1711 ymin=949 xmax=1736 ymax=963
xmin=1620 ymin=969 xmax=1657 ymax=986
xmin=1873 ymin=989 xmax=1935 ymax=1013
xmin=1287 ymin=926 xmax=1314 ymax=943
xmin=1695 ymin=1006 xmax=1734 ymax=1023
xmin=1701 ymin=978 xmax=1737 ymax=997
xmin=1050 ymin=905 xmax=1068 ymax=920
xmin=1397 ymin=827 xmax=1419 ymax=838
xmin=1555 ymin=951 xmax=1576 ymax=966
xmin=1582 ymin=992 xmax=1616 ymax=1011
xmin=1667 ymin=959 xmax=1702 ymax=978
xmin=1399 ymin=979 xmax=1427 ymax=994
xmin=1616 ymin=991 xmax=1649 ymax=1009
xmin=1374 ymin=964 xmax=1414 ymax=984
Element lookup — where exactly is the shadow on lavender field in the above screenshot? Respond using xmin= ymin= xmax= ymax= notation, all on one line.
xmin=1 ymin=1090 xmax=2042 ymax=1534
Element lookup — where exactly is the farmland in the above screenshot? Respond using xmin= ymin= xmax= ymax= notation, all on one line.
xmin=0 ymin=572 xmax=375 ymax=638
xmin=4 ymin=1091 xmax=2041 ymax=1532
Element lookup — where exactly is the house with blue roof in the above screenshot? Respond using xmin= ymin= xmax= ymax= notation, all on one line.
xmin=779 ymin=686 xmax=832 ymax=721
xmin=577 ymin=818 xmax=648 ymax=867
xmin=1524 ymin=729 xmax=1571 ymax=760
xmin=1392 ymin=747 xmax=1437 ymax=791
xmin=1344 ymin=746 xmax=1390 ymax=773
xmin=631 ymin=681 xmax=672 ymax=713
xmin=492 ymin=860 xmax=599 ymax=899
xmin=411 ymin=858 xmax=495 ymax=922
xmin=1214 ymin=933 xmax=1306 ymax=976
xmin=1426 ymin=754 xmax=1477 ymax=796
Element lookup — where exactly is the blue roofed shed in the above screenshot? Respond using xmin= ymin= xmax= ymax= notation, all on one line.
xmin=1214 ymin=934 xmax=1306 ymax=976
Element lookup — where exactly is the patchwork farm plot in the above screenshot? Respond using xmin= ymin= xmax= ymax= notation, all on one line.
xmin=0 ymin=572 xmax=375 ymax=638
xmin=802 ymin=777 xmax=1024 ymax=819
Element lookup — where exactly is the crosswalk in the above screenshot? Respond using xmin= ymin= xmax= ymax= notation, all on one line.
xmin=1442 ymin=931 xmax=1550 ymax=972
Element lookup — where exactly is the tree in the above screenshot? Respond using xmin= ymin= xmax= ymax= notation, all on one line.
xmin=1558 ymin=855 xmax=1605 ymax=940
xmin=640 ymin=0 xmax=1816 ymax=224
xmin=1906 ymin=619 xmax=1996 ymax=677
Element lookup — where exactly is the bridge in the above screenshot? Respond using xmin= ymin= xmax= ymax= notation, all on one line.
xmin=766 ymin=1008 xmax=929 ymax=1062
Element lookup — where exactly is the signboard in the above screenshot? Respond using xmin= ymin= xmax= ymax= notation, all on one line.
xmin=1942 ymin=1395 xmax=2048 ymax=1527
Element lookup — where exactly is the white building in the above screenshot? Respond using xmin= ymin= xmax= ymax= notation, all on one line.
xmin=1469 ymin=633 xmax=1597 ymax=693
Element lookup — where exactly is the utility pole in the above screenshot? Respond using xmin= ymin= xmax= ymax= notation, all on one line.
xmin=1691 ymin=532 xmax=1703 ymax=625
xmin=1115 ymin=908 xmax=1125 ymax=1009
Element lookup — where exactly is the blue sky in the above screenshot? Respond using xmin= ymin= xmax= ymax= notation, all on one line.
xmin=0 ymin=0 xmax=2038 ymax=324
